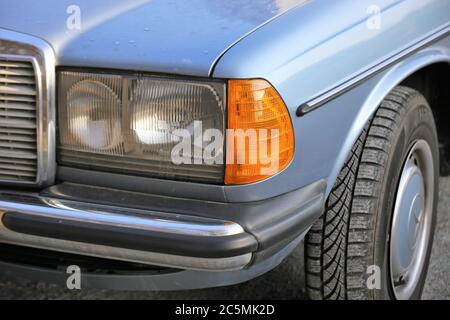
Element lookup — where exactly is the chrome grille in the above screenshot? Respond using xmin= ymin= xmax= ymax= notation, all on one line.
xmin=0 ymin=59 xmax=37 ymax=182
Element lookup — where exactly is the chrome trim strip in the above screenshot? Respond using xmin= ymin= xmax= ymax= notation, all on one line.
xmin=0 ymin=193 xmax=251 ymax=271
xmin=0 ymin=28 xmax=56 ymax=187
xmin=297 ymin=25 xmax=450 ymax=116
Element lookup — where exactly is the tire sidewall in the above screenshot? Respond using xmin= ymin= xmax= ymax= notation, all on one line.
xmin=373 ymin=95 xmax=439 ymax=300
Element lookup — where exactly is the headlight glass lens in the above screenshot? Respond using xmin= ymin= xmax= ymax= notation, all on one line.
xmin=66 ymin=79 xmax=122 ymax=152
xmin=58 ymin=71 xmax=226 ymax=183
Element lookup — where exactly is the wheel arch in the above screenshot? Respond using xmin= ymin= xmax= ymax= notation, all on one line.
xmin=326 ymin=43 xmax=450 ymax=197
xmin=400 ymin=62 xmax=450 ymax=175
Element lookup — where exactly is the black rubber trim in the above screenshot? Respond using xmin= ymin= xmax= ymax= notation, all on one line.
xmin=42 ymin=179 xmax=326 ymax=257
xmin=1 ymin=212 xmax=257 ymax=259
xmin=296 ymin=28 xmax=450 ymax=117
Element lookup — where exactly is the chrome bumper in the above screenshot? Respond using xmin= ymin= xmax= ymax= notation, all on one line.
xmin=0 ymin=192 xmax=255 ymax=271
xmin=0 ymin=180 xmax=326 ymax=277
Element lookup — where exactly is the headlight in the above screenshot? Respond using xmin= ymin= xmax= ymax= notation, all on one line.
xmin=58 ymin=71 xmax=295 ymax=185
xmin=66 ymin=79 xmax=122 ymax=151
xmin=58 ymin=71 xmax=226 ymax=183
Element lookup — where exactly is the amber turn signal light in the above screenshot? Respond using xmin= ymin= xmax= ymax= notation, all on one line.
xmin=225 ymin=79 xmax=295 ymax=185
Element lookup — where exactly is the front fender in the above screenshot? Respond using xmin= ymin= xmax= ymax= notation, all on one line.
xmin=213 ymin=0 xmax=449 ymax=202
xmin=324 ymin=39 xmax=450 ymax=196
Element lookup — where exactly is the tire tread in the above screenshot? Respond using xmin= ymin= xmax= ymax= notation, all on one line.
xmin=305 ymin=86 xmax=422 ymax=300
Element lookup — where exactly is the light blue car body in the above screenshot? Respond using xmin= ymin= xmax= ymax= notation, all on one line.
xmin=0 ymin=0 xmax=449 ymax=290
xmin=1 ymin=0 xmax=449 ymax=203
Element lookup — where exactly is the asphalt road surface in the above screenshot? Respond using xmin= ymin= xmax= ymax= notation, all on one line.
xmin=0 ymin=177 xmax=448 ymax=300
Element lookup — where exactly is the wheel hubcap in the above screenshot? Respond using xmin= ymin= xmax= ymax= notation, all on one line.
xmin=390 ymin=140 xmax=434 ymax=300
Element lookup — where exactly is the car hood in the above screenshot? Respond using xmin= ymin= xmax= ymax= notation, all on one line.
xmin=0 ymin=0 xmax=304 ymax=77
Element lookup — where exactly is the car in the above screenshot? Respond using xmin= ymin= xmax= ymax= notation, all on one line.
xmin=0 ymin=0 xmax=448 ymax=300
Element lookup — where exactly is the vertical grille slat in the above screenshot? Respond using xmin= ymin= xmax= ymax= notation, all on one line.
xmin=0 ymin=59 xmax=37 ymax=183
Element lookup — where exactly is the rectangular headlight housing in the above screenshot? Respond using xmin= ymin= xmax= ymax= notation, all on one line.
xmin=57 ymin=71 xmax=226 ymax=183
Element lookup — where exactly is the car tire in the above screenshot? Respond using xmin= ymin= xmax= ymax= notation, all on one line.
xmin=304 ymin=86 xmax=440 ymax=300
